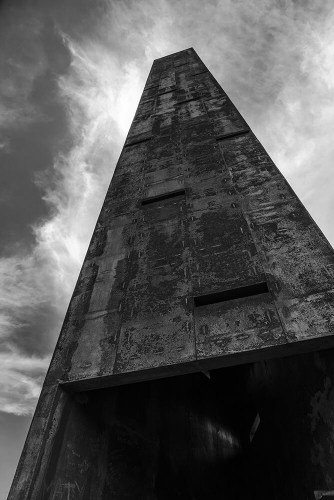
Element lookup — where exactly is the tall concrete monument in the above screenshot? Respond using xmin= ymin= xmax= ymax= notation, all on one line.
xmin=9 ymin=48 xmax=334 ymax=499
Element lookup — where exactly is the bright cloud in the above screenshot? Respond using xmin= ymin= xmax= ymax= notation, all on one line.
xmin=0 ymin=350 xmax=49 ymax=415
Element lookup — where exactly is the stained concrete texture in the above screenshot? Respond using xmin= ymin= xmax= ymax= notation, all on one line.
xmin=8 ymin=48 xmax=334 ymax=499
xmin=42 ymin=48 xmax=334 ymax=391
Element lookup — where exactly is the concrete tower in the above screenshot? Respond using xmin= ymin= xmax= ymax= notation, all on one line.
xmin=9 ymin=48 xmax=334 ymax=500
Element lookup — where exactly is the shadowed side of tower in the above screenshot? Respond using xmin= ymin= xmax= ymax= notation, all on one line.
xmin=8 ymin=48 xmax=334 ymax=500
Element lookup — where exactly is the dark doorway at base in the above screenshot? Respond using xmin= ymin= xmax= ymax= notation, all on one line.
xmin=40 ymin=350 xmax=334 ymax=500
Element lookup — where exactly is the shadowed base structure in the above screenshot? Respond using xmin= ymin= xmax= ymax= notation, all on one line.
xmin=25 ymin=349 xmax=334 ymax=500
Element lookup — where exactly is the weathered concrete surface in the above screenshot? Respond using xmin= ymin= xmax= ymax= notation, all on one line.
xmin=9 ymin=47 xmax=334 ymax=499
xmin=114 ymin=216 xmax=195 ymax=374
xmin=195 ymin=293 xmax=285 ymax=359
xmin=41 ymin=45 xmax=334 ymax=396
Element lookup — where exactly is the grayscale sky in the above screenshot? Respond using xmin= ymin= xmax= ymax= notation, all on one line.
xmin=1 ymin=0 xmax=334 ymax=496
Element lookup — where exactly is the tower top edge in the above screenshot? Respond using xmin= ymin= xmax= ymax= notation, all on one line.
xmin=153 ymin=47 xmax=196 ymax=62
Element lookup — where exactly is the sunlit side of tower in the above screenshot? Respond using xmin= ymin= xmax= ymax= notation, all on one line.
xmin=8 ymin=48 xmax=334 ymax=500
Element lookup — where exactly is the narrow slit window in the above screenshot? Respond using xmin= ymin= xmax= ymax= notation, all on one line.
xmin=215 ymin=129 xmax=250 ymax=141
xmin=194 ymin=282 xmax=269 ymax=307
xmin=125 ymin=136 xmax=152 ymax=148
xmin=158 ymin=90 xmax=173 ymax=97
xmin=141 ymin=189 xmax=186 ymax=206
xmin=177 ymin=97 xmax=201 ymax=105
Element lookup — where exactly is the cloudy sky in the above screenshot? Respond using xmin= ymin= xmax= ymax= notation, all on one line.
xmin=1 ymin=0 xmax=334 ymax=495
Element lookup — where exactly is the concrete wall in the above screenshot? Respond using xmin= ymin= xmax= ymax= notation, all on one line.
xmin=40 ymin=47 xmax=334 ymax=391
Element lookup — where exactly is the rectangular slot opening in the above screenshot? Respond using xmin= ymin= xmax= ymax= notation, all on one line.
xmin=141 ymin=189 xmax=186 ymax=206
xmin=194 ymin=282 xmax=269 ymax=307
xmin=125 ymin=136 xmax=152 ymax=148
xmin=158 ymin=90 xmax=173 ymax=97
xmin=215 ymin=129 xmax=250 ymax=141
xmin=193 ymin=70 xmax=208 ymax=76
xmin=140 ymin=100 xmax=152 ymax=105
xmin=177 ymin=97 xmax=201 ymax=106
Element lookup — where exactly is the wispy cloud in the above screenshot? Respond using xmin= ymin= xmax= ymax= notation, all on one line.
xmin=0 ymin=350 xmax=49 ymax=415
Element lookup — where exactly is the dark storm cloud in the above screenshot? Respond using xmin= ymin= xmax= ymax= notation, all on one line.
xmin=0 ymin=5 xmax=72 ymax=253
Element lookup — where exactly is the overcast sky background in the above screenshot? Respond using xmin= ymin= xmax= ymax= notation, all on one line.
xmin=1 ymin=0 xmax=334 ymax=496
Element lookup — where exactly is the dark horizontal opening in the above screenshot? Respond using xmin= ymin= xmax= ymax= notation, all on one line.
xmin=215 ymin=129 xmax=250 ymax=141
xmin=177 ymin=97 xmax=201 ymax=105
xmin=125 ymin=136 xmax=152 ymax=148
xmin=158 ymin=90 xmax=173 ymax=97
xmin=141 ymin=189 xmax=186 ymax=206
xmin=194 ymin=282 xmax=269 ymax=307
xmin=193 ymin=70 xmax=208 ymax=76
